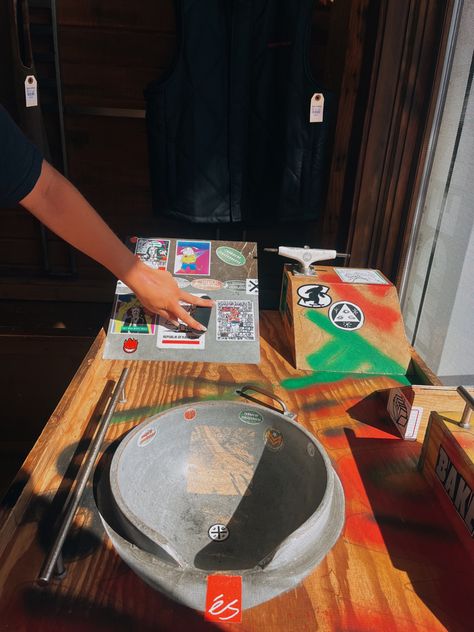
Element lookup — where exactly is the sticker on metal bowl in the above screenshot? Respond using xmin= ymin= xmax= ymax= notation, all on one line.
xmin=239 ymin=410 xmax=263 ymax=425
xmin=208 ymin=524 xmax=230 ymax=541
xmin=264 ymin=428 xmax=284 ymax=452
xmin=184 ymin=408 xmax=197 ymax=421
xmin=137 ymin=427 xmax=157 ymax=448
xmin=307 ymin=442 xmax=316 ymax=457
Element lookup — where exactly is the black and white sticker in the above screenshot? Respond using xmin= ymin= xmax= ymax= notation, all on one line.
xmin=329 ymin=301 xmax=364 ymax=330
xmin=297 ymin=284 xmax=331 ymax=308
xmin=246 ymin=278 xmax=259 ymax=295
xmin=208 ymin=524 xmax=230 ymax=541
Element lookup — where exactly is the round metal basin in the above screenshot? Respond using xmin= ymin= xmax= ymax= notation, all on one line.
xmin=95 ymin=399 xmax=344 ymax=610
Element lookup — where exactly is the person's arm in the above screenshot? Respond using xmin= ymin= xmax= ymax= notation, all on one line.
xmin=20 ymin=160 xmax=213 ymax=330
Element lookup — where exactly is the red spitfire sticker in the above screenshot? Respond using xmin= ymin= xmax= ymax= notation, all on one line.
xmin=184 ymin=408 xmax=197 ymax=421
xmin=123 ymin=338 xmax=138 ymax=353
xmin=205 ymin=575 xmax=242 ymax=623
xmin=137 ymin=427 xmax=156 ymax=448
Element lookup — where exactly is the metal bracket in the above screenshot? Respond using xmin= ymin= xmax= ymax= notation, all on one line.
xmin=457 ymin=386 xmax=473 ymax=429
xmin=236 ymin=384 xmax=296 ymax=419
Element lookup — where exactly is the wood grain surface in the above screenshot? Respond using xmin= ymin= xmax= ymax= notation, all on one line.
xmin=0 ymin=312 xmax=470 ymax=631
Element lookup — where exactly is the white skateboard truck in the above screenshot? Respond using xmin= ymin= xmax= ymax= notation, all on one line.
xmin=264 ymin=245 xmax=350 ymax=276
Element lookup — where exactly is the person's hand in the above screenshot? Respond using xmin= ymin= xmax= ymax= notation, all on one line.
xmin=122 ymin=257 xmax=214 ymax=330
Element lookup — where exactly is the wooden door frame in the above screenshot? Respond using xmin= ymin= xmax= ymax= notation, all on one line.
xmin=343 ymin=0 xmax=456 ymax=285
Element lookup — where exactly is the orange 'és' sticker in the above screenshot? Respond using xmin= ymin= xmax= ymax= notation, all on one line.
xmin=205 ymin=575 xmax=242 ymax=623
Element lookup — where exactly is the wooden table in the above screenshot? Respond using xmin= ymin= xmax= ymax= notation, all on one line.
xmin=0 ymin=312 xmax=470 ymax=631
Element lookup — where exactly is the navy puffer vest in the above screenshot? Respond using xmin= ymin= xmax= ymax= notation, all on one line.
xmin=145 ymin=0 xmax=335 ymax=224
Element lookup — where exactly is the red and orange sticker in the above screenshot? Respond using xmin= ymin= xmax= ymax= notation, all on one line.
xmin=205 ymin=575 xmax=242 ymax=623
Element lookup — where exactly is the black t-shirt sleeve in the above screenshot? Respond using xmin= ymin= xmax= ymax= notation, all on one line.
xmin=0 ymin=105 xmax=43 ymax=207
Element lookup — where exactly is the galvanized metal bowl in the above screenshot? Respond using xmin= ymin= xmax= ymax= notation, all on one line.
xmin=95 ymin=391 xmax=344 ymax=611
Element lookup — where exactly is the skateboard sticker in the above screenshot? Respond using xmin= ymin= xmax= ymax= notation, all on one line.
xmin=216 ymin=300 xmax=256 ymax=341
xmin=334 ymin=268 xmax=389 ymax=284
xmin=137 ymin=427 xmax=157 ymax=448
xmin=264 ymin=428 xmax=284 ymax=452
xmin=216 ymin=246 xmax=246 ymax=266
xmin=184 ymin=408 xmax=197 ymax=421
xmin=224 ymin=280 xmax=246 ymax=292
xmin=246 ymin=278 xmax=259 ymax=295
xmin=191 ymin=278 xmax=224 ymax=291
xmin=123 ymin=338 xmax=138 ymax=353
xmin=205 ymin=575 xmax=242 ymax=623
xmin=135 ymin=238 xmax=170 ymax=270
xmin=174 ymin=240 xmax=211 ymax=276
xmin=297 ymin=284 xmax=331 ymax=308
xmin=239 ymin=410 xmax=263 ymax=425
xmin=112 ymin=295 xmax=155 ymax=335
xmin=157 ymin=295 xmax=207 ymax=349
xmin=329 ymin=301 xmax=364 ymax=330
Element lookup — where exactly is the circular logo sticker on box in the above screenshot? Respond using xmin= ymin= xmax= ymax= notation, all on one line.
xmin=137 ymin=427 xmax=157 ymax=448
xmin=216 ymin=246 xmax=246 ymax=266
xmin=239 ymin=410 xmax=263 ymax=425
xmin=329 ymin=301 xmax=364 ymax=330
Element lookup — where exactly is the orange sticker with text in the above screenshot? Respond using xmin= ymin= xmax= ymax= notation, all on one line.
xmin=205 ymin=575 xmax=242 ymax=623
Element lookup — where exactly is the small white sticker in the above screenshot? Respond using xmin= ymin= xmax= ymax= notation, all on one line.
xmin=310 ymin=93 xmax=324 ymax=123
xmin=334 ymin=268 xmax=389 ymax=285
xmin=307 ymin=443 xmax=316 ymax=457
xmin=246 ymin=279 xmax=259 ymax=295
xmin=208 ymin=524 xmax=229 ymax=541
xmin=137 ymin=427 xmax=157 ymax=448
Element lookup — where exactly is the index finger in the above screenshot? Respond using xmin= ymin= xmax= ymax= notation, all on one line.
xmin=179 ymin=291 xmax=214 ymax=307
xmin=174 ymin=305 xmax=207 ymax=331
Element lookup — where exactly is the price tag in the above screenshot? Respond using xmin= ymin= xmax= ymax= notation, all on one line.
xmin=310 ymin=92 xmax=324 ymax=123
xmin=24 ymin=75 xmax=38 ymax=108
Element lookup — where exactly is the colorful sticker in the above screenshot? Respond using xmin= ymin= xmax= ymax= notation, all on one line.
xmin=184 ymin=408 xmax=197 ymax=421
xmin=216 ymin=246 xmax=246 ymax=267
xmin=157 ymin=296 xmax=206 ymax=349
xmin=191 ymin=278 xmax=224 ymax=291
xmin=297 ymin=284 xmax=332 ymax=308
xmin=205 ymin=575 xmax=242 ymax=623
xmin=239 ymin=410 xmax=263 ymax=425
xmin=264 ymin=428 xmax=284 ymax=452
xmin=112 ymin=295 xmax=155 ymax=335
xmin=174 ymin=240 xmax=211 ymax=276
xmin=123 ymin=338 xmax=138 ymax=354
xmin=387 ymin=389 xmax=422 ymax=440
xmin=334 ymin=268 xmax=389 ymax=285
xmin=329 ymin=301 xmax=364 ymax=330
xmin=224 ymin=280 xmax=246 ymax=292
xmin=135 ymin=238 xmax=170 ymax=270
xmin=137 ymin=427 xmax=157 ymax=448
xmin=246 ymin=279 xmax=259 ymax=295
xmin=216 ymin=300 xmax=256 ymax=341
